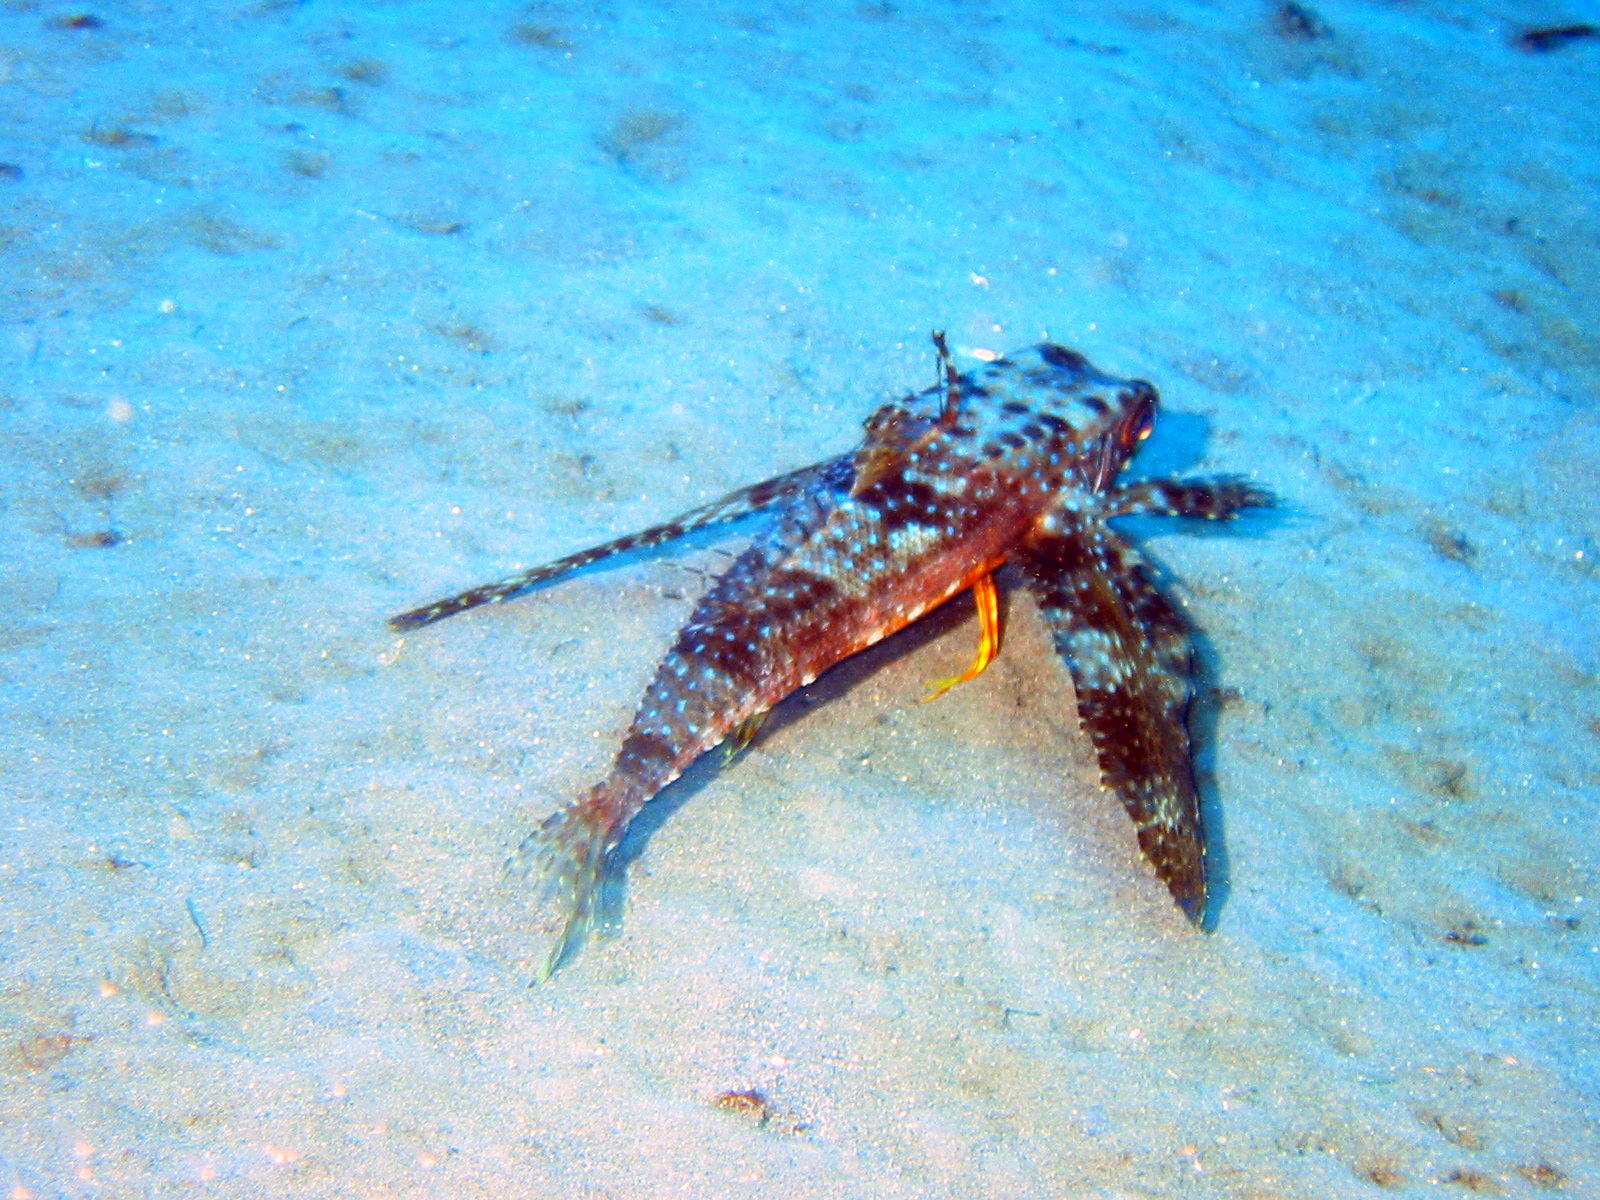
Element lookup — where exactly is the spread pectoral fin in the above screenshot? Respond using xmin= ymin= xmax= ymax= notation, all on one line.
xmin=1017 ymin=512 xmax=1208 ymax=922
xmin=1101 ymin=475 xmax=1274 ymax=521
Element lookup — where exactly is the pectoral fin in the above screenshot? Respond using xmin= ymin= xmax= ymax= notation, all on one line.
xmin=390 ymin=455 xmax=850 ymax=631
xmin=1017 ymin=512 xmax=1208 ymax=922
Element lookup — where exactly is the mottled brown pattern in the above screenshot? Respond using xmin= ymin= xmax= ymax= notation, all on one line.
xmin=390 ymin=340 xmax=1273 ymax=979
xmin=1020 ymin=515 xmax=1206 ymax=914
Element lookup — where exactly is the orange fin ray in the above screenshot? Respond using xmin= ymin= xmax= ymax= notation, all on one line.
xmin=722 ymin=711 xmax=769 ymax=762
xmin=922 ymin=571 xmax=1002 ymax=702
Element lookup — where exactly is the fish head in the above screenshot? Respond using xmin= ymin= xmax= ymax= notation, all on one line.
xmin=850 ymin=342 xmax=1161 ymax=501
xmin=994 ymin=344 xmax=1159 ymax=493
xmin=1086 ymin=372 xmax=1157 ymax=491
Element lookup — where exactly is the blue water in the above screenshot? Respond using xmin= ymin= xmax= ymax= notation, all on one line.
xmin=3 ymin=2 xmax=1596 ymax=1196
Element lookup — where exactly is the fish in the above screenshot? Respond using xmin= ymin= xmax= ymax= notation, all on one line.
xmin=390 ymin=337 xmax=1272 ymax=980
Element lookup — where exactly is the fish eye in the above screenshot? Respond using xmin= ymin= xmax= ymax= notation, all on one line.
xmin=1119 ymin=397 xmax=1155 ymax=450
xmin=1135 ymin=405 xmax=1155 ymax=441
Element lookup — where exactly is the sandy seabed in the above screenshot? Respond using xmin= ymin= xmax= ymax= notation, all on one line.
xmin=2 ymin=2 xmax=1596 ymax=1197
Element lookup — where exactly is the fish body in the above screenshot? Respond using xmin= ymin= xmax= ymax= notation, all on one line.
xmin=391 ymin=341 xmax=1271 ymax=979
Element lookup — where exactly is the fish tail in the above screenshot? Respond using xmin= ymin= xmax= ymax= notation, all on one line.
xmin=508 ymin=789 xmax=618 ymax=983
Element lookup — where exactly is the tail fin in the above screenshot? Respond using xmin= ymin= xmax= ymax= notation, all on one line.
xmin=507 ymin=794 xmax=616 ymax=983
